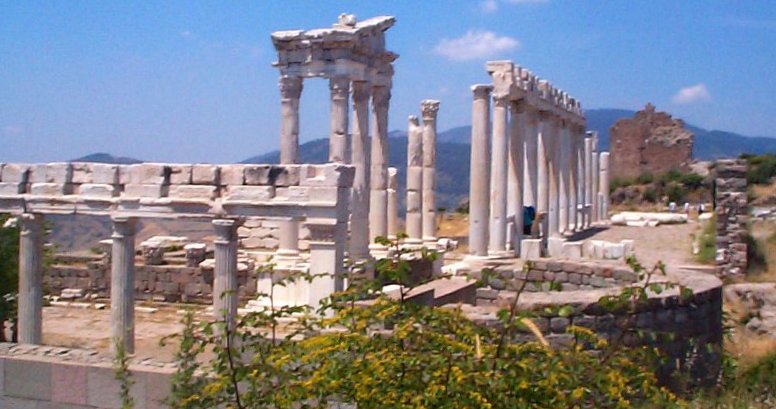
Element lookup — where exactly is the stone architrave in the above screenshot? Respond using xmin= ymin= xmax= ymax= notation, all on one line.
xmin=405 ymin=115 xmax=423 ymax=244
xmin=468 ymin=85 xmax=492 ymax=256
xmin=599 ymin=152 xmax=611 ymax=220
xmin=421 ymin=99 xmax=440 ymax=246
xmin=212 ymin=219 xmax=239 ymax=332
xmin=18 ymin=213 xmax=43 ymax=345
xmin=350 ymin=81 xmax=371 ymax=259
xmin=387 ymin=167 xmax=398 ymax=239
xmin=110 ymin=216 xmax=137 ymax=354
xmin=489 ymin=94 xmax=509 ymax=255
xmin=507 ymin=101 xmax=525 ymax=255
xmin=369 ymin=85 xmax=391 ymax=248
xmin=278 ymin=76 xmax=304 ymax=261
xmin=328 ymin=76 xmax=350 ymax=163
xmin=583 ymin=136 xmax=593 ymax=228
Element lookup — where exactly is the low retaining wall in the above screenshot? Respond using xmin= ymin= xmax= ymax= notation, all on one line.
xmin=0 ymin=343 xmax=173 ymax=409
xmin=47 ymin=254 xmax=259 ymax=303
xmin=460 ymin=267 xmax=723 ymax=387
xmin=714 ymin=159 xmax=748 ymax=276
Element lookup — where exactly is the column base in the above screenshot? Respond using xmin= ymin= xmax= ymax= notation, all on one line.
xmin=546 ymin=237 xmax=567 ymax=258
xmin=519 ymin=239 xmax=542 ymax=260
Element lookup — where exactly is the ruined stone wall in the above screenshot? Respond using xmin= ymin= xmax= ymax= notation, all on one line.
xmin=461 ymin=267 xmax=723 ymax=387
xmin=610 ymin=103 xmax=694 ymax=180
xmin=47 ymin=254 xmax=258 ymax=303
xmin=715 ymin=159 xmax=749 ymax=276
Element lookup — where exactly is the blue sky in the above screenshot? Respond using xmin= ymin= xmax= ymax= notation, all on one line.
xmin=1 ymin=1 xmax=775 ymax=163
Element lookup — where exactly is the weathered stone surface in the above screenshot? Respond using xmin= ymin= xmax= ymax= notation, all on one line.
xmin=222 ymin=186 xmax=275 ymax=201
xmin=610 ymin=103 xmax=693 ymax=179
xmin=191 ymin=165 xmax=219 ymax=185
xmin=77 ymin=184 xmax=116 ymax=197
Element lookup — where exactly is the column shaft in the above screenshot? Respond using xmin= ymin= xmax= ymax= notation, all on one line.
xmin=523 ymin=111 xmax=538 ymax=208
xmin=547 ymin=117 xmax=560 ymax=237
xmin=489 ymin=96 xmax=509 ymax=254
xmin=591 ymin=152 xmax=600 ymax=223
xmin=405 ymin=115 xmax=423 ymax=243
xmin=328 ymin=77 xmax=350 ymax=163
xmin=213 ymin=219 xmax=238 ymax=330
xmin=508 ymin=102 xmax=525 ymax=254
xmin=387 ymin=167 xmax=398 ymax=239
xmin=569 ymin=129 xmax=579 ymax=232
xmin=583 ymin=136 xmax=593 ymax=228
xmin=369 ymin=86 xmax=390 ymax=245
xmin=18 ymin=213 xmax=43 ymax=345
xmin=350 ymin=82 xmax=371 ymax=259
xmin=110 ymin=216 xmax=136 ymax=354
xmin=558 ymin=123 xmax=569 ymax=234
xmin=600 ymin=152 xmax=611 ymax=220
xmin=421 ymin=100 xmax=440 ymax=245
xmin=278 ymin=76 xmax=303 ymax=259
xmin=469 ymin=85 xmax=492 ymax=256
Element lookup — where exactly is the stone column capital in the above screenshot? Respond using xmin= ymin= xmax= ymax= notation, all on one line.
xmin=19 ymin=213 xmax=42 ymax=235
xmin=420 ymin=99 xmax=440 ymax=121
xmin=371 ymin=85 xmax=391 ymax=110
xmin=492 ymin=93 xmax=510 ymax=107
xmin=279 ymin=76 xmax=303 ymax=100
xmin=471 ymin=84 xmax=493 ymax=99
xmin=110 ymin=216 xmax=136 ymax=237
xmin=351 ymin=81 xmax=371 ymax=103
xmin=212 ymin=219 xmax=239 ymax=243
xmin=329 ymin=76 xmax=350 ymax=101
xmin=408 ymin=114 xmax=419 ymax=126
xmin=510 ymin=99 xmax=527 ymax=114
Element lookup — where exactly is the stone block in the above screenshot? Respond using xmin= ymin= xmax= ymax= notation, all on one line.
xmin=78 ymin=183 xmax=117 ymax=197
xmin=261 ymin=237 xmax=280 ymax=248
xmin=621 ymin=239 xmax=635 ymax=257
xmin=562 ymin=242 xmax=583 ymax=260
xmin=603 ymin=243 xmax=625 ymax=259
xmin=29 ymin=163 xmax=72 ymax=183
xmin=300 ymin=164 xmax=355 ymax=187
xmin=123 ymin=184 xmax=167 ymax=198
xmin=219 ymin=164 xmax=245 ymax=186
xmin=547 ymin=237 xmax=566 ymax=258
xmin=90 ymin=163 xmax=120 ymax=184
xmin=0 ymin=182 xmax=25 ymax=195
xmin=168 ymin=164 xmax=192 ymax=184
xmin=550 ymin=317 xmax=570 ymax=333
xmin=223 ymin=185 xmax=275 ymax=201
xmin=87 ymin=364 xmax=145 ymax=409
xmin=243 ymin=217 xmax=262 ymax=228
xmin=237 ymin=226 xmax=252 ymax=238
xmin=5 ymin=358 xmax=51 ymax=400
xmin=144 ymin=370 xmax=174 ymax=409
xmin=192 ymin=164 xmax=219 ymax=185
xmin=526 ymin=269 xmax=544 ymax=281
xmin=30 ymin=182 xmax=71 ymax=195
xmin=0 ymin=163 xmax=29 ymax=183
xmin=51 ymin=362 xmax=88 ymax=405
xmin=70 ymin=162 xmax=93 ymax=184
xmin=520 ymin=239 xmax=542 ymax=260
xmin=127 ymin=163 xmax=169 ymax=185
xmin=275 ymin=186 xmax=310 ymax=201
xmin=307 ymin=186 xmax=338 ymax=202
xmin=244 ymin=165 xmax=271 ymax=185
xmin=168 ymin=184 xmax=217 ymax=200
xmin=240 ymin=237 xmax=262 ymax=249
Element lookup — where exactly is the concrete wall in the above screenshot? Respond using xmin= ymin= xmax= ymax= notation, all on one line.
xmin=0 ymin=343 xmax=173 ymax=409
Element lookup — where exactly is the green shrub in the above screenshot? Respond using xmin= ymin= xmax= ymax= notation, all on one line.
xmin=637 ymin=172 xmax=655 ymax=184
xmin=665 ymin=181 xmax=686 ymax=204
xmin=643 ymin=187 xmax=658 ymax=203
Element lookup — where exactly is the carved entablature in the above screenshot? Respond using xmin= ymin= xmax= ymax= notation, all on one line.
xmin=484 ymin=60 xmax=585 ymax=128
xmin=271 ymin=15 xmax=398 ymax=83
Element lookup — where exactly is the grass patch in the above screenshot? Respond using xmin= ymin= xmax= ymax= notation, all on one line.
xmin=695 ymin=215 xmax=717 ymax=265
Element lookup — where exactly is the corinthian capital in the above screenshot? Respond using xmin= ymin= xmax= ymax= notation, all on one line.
xmin=329 ymin=77 xmax=350 ymax=101
xmin=420 ymin=99 xmax=440 ymax=121
xmin=278 ymin=76 xmax=303 ymax=100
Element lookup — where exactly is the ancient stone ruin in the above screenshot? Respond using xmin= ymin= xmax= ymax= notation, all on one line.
xmin=714 ymin=159 xmax=748 ymax=276
xmin=610 ymin=103 xmax=694 ymax=180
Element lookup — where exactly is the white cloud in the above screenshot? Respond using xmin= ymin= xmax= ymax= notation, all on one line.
xmin=480 ymin=0 xmax=498 ymax=13
xmin=434 ymin=30 xmax=520 ymax=61
xmin=672 ymin=83 xmax=712 ymax=104
xmin=3 ymin=125 xmax=23 ymax=135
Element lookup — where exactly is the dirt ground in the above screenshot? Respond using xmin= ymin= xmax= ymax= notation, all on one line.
xmin=38 ymin=215 xmax=705 ymax=361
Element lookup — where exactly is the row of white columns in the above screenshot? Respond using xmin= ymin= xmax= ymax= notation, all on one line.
xmin=15 ymin=213 xmax=344 ymax=355
xmin=468 ymin=85 xmax=609 ymax=258
xmin=404 ymin=100 xmax=441 ymax=247
xmin=277 ymin=75 xmax=392 ymax=260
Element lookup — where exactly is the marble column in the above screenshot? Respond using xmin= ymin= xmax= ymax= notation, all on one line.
xmin=369 ymin=85 xmax=390 ymax=247
xmin=350 ymin=81 xmax=371 ymax=260
xmin=488 ymin=94 xmax=509 ymax=255
xmin=469 ymin=85 xmax=492 ymax=256
xmin=329 ymin=76 xmax=350 ymax=163
xmin=569 ymin=128 xmax=579 ymax=232
xmin=558 ymin=122 xmax=570 ymax=235
xmin=536 ymin=111 xmax=551 ymax=236
xmin=421 ymin=99 xmax=440 ymax=246
xmin=18 ymin=213 xmax=43 ymax=345
xmin=600 ymin=152 xmax=611 ymax=220
xmin=405 ymin=115 xmax=423 ymax=244
xmin=387 ymin=167 xmax=398 ymax=240
xmin=212 ymin=219 xmax=238 ymax=331
xmin=110 ymin=216 xmax=136 ymax=354
xmin=591 ymin=152 xmax=600 ymax=223
xmin=507 ymin=101 xmax=525 ymax=254
xmin=523 ymin=109 xmax=538 ymax=208
xmin=583 ymin=136 xmax=593 ymax=228
xmin=547 ymin=116 xmax=560 ymax=237
xmin=278 ymin=76 xmax=303 ymax=260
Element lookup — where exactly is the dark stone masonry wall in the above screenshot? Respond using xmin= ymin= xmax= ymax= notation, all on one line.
xmin=46 ymin=253 xmax=259 ymax=303
xmin=714 ymin=159 xmax=748 ymax=277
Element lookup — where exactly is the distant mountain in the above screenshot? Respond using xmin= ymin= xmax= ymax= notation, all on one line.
xmin=72 ymin=152 xmax=142 ymax=164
